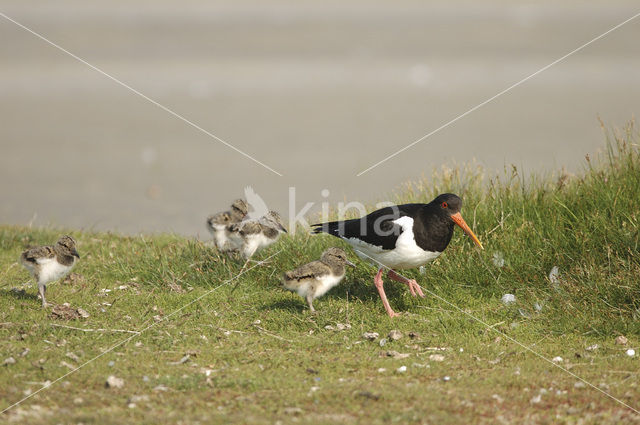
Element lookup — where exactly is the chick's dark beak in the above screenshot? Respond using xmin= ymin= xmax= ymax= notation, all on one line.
xmin=345 ymin=259 xmax=356 ymax=268
xmin=72 ymin=249 xmax=80 ymax=258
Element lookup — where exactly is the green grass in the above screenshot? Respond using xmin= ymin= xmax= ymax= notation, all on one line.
xmin=1 ymin=124 xmax=639 ymax=424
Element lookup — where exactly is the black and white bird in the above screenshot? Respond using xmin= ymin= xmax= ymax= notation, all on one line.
xmin=312 ymin=193 xmax=483 ymax=317
xmin=282 ymin=247 xmax=355 ymax=313
xmin=225 ymin=211 xmax=287 ymax=259
xmin=206 ymin=199 xmax=249 ymax=251
xmin=20 ymin=235 xmax=80 ymax=308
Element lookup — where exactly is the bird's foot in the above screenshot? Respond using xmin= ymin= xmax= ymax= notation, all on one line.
xmin=385 ymin=308 xmax=401 ymax=318
xmin=406 ymin=279 xmax=425 ymax=298
xmin=387 ymin=270 xmax=425 ymax=298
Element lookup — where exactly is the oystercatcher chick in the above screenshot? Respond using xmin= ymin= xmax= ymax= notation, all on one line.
xmin=311 ymin=193 xmax=483 ymax=317
xmin=20 ymin=235 xmax=80 ymax=308
xmin=206 ymin=199 xmax=248 ymax=251
xmin=226 ymin=211 xmax=287 ymax=260
xmin=282 ymin=247 xmax=355 ymax=313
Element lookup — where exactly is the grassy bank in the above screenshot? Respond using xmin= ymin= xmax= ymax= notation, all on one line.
xmin=1 ymin=125 xmax=639 ymax=424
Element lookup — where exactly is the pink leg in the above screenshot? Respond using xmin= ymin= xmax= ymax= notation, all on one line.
xmin=374 ymin=268 xmax=400 ymax=318
xmin=388 ymin=270 xmax=425 ymax=298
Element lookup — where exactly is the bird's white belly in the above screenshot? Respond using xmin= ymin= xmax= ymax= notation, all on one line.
xmin=212 ymin=226 xmax=228 ymax=248
xmin=313 ymin=274 xmax=344 ymax=299
xmin=346 ymin=216 xmax=441 ymax=269
xmin=293 ymin=273 xmax=343 ymax=299
xmin=37 ymin=258 xmax=74 ymax=284
xmin=243 ymin=233 xmax=277 ymax=258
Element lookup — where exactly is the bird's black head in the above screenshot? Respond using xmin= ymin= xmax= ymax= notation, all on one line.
xmin=432 ymin=193 xmax=463 ymax=216
xmin=429 ymin=193 xmax=483 ymax=249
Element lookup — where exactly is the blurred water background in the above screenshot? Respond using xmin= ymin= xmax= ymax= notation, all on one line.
xmin=1 ymin=0 xmax=639 ymax=236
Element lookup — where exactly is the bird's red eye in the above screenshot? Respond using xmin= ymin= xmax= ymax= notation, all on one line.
xmin=441 ymin=202 xmax=448 ymax=209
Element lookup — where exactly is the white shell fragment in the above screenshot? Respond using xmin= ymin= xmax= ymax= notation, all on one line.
xmin=492 ymin=252 xmax=505 ymax=268
xmin=501 ymin=294 xmax=516 ymax=305
xmin=548 ymin=266 xmax=560 ymax=284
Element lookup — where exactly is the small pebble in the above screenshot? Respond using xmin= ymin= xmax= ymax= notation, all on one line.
xmin=443 ymin=376 xmax=451 ymax=382
xmin=386 ymin=351 xmax=410 ymax=359
xmin=429 ymin=354 xmax=445 ymax=362
xmin=626 ymin=349 xmax=635 ymax=357
xmin=362 ymin=332 xmax=379 ymax=341
xmin=108 ymin=360 xmax=115 ymax=367
xmin=283 ymin=407 xmax=302 ymax=415
xmin=574 ymin=382 xmax=586 ymax=389
xmin=530 ymin=394 xmax=542 ymax=404
xmin=501 ymin=294 xmax=516 ymax=305
xmin=105 ymin=375 xmax=124 ymax=389
xmin=377 ymin=368 xmax=386 ymax=373
xmin=615 ymin=336 xmax=628 ymax=346
xmin=396 ymin=366 xmax=407 ymax=373
xmin=66 ymin=352 xmax=80 ymax=362
xmin=3 ymin=357 xmax=16 ymax=365
xmin=324 ymin=325 xmax=334 ymax=331
xmin=585 ymin=344 xmax=599 ymax=351
xmin=388 ymin=330 xmax=403 ymax=341
xmin=552 ymin=356 xmax=563 ymax=363
xmin=379 ymin=338 xmax=387 ymax=347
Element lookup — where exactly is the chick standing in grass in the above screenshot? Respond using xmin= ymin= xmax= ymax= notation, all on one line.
xmin=20 ymin=235 xmax=80 ymax=308
xmin=206 ymin=199 xmax=248 ymax=251
xmin=225 ymin=211 xmax=287 ymax=259
xmin=282 ymin=247 xmax=355 ymax=313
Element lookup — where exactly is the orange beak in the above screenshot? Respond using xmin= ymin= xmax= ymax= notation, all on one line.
xmin=450 ymin=212 xmax=483 ymax=249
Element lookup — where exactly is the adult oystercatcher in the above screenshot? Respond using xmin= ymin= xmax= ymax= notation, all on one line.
xmin=311 ymin=193 xmax=483 ymax=317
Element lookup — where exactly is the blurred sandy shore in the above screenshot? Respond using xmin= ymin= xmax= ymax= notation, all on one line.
xmin=1 ymin=1 xmax=639 ymax=235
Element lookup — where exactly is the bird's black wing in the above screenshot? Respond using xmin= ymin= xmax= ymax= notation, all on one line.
xmin=311 ymin=204 xmax=425 ymax=250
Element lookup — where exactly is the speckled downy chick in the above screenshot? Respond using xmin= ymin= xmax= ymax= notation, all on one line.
xmin=282 ymin=247 xmax=355 ymax=313
xmin=20 ymin=235 xmax=80 ymax=307
xmin=226 ymin=211 xmax=287 ymax=259
xmin=206 ymin=199 xmax=249 ymax=251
